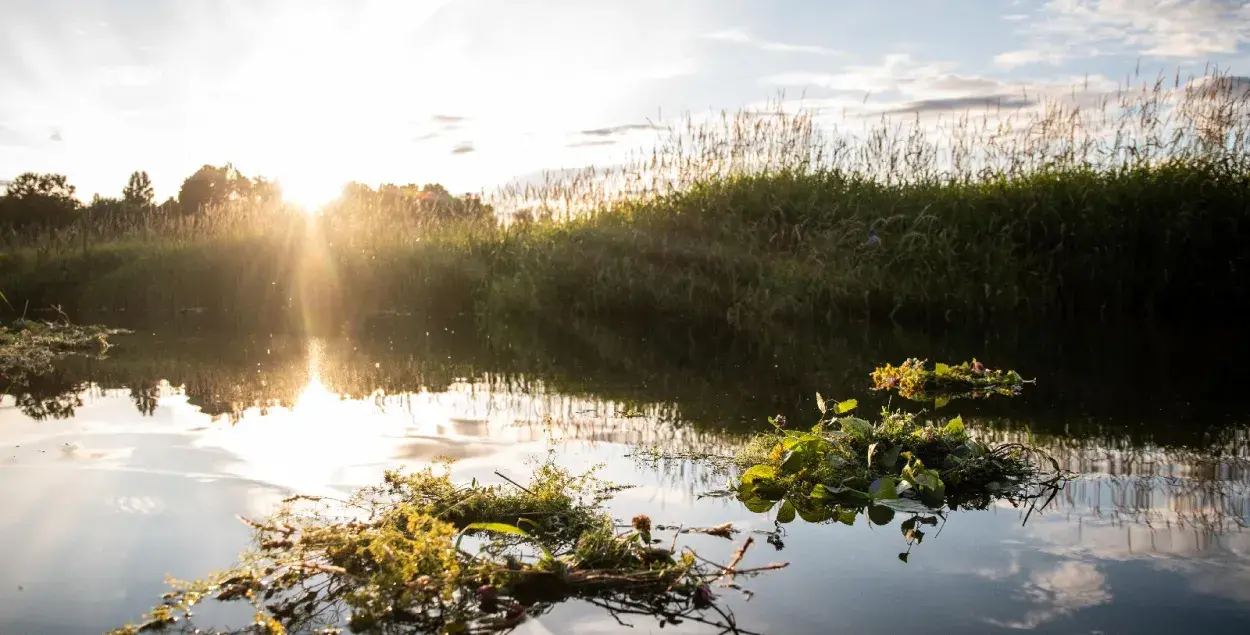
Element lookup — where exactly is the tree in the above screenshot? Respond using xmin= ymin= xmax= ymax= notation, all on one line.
xmin=248 ymin=176 xmax=282 ymax=204
xmin=177 ymin=163 xmax=250 ymax=213
xmin=178 ymin=164 xmax=232 ymax=213
xmin=177 ymin=164 xmax=282 ymax=213
xmin=122 ymin=171 xmax=154 ymax=209
xmin=0 ymin=172 xmax=81 ymax=232
xmin=86 ymin=194 xmax=136 ymax=232
xmin=157 ymin=196 xmax=179 ymax=214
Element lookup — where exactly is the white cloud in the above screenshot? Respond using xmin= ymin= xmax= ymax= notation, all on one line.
xmin=764 ymin=53 xmax=1120 ymax=118
xmin=994 ymin=49 xmax=1067 ymax=69
xmin=997 ymin=0 xmax=1250 ymax=67
xmin=702 ymin=27 xmax=841 ymax=56
xmin=987 ymin=561 xmax=1113 ymax=630
xmin=766 ymin=54 xmax=958 ymax=93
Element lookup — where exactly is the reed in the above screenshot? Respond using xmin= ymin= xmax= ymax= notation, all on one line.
xmin=2 ymin=65 xmax=1248 ymax=330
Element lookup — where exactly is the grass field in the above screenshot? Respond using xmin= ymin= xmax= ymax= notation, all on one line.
xmin=2 ymin=67 xmax=1248 ymax=332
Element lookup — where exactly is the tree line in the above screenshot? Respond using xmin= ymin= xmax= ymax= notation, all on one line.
xmin=0 ymin=164 xmax=492 ymax=238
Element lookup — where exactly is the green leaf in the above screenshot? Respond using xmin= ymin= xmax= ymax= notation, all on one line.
xmin=460 ymin=523 xmax=551 ymax=559
xmin=867 ymin=505 xmax=895 ymax=526
xmin=879 ymin=444 xmax=902 ymax=470
xmin=933 ymin=396 xmax=950 ymax=409
xmin=839 ymin=417 xmax=873 ymax=440
xmin=815 ymin=392 xmax=827 ymax=414
xmin=878 ymin=498 xmax=936 ymax=513
xmin=780 ymin=450 xmax=806 ymax=474
xmin=835 ymin=508 xmax=858 ymax=526
xmin=942 ymin=416 xmax=966 ymax=438
xmin=463 ymin=522 xmax=531 ymax=538
xmin=869 ymin=477 xmax=899 ymax=500
xmin=934 ymin=363 xmax=951 ymax=376
xmin=796 ymin=505 xmax=833 ymax=523
xmin=740 ymin=465 xmax=778 ymax=487
xmin=835 ymin=399 xmax=859 ymax=414
xmin=812 ymin=483 xmax=871 ymax=503
xmin=741 ymin=495 xmax=778 ymax=514
xmin=776 ymin=500 xmax=797 ymax=524
xmin=919 ymin=481 xmax=946 ymax=508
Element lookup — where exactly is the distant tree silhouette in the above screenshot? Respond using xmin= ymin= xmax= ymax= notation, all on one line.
xmin=122 ymin=170 xmax=155 ymax=209
xmin=157 ymin=196 xmax=179 ymax=214
xmin=177 ymin=164 xmax=283 ymax=213
xmin=247 ymin=175 xmax=283 ymax=205
xmin=0 ymin=172 xmax=81 ymax=232
xmin=325 ymin=181 xmax=492 ymax=225
xmin=178 ymin=164 xmax=241 ymax=213
xmin=87 ymin=194 xmax=127 ymax=221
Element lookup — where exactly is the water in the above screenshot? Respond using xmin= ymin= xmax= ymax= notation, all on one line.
xmin=1 ymin=323 xmax=1248 ymax=634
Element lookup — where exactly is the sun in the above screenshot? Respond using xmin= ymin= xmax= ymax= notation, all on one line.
xmin=282 ymin=174 xmax=343 ymax=213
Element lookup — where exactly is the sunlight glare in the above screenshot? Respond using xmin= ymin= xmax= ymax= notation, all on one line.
xmin=281 ymin=174 xmax=341 ymax=213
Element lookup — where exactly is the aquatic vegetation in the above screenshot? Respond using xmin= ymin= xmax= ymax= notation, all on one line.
xmin=0 ymin=317 xmax=130 ymax=384
xmin=870 ymin=358 xmax=1029 ymax=403
xmin=110 ymin=458 xmax=786 ymax=635
xmin=732 ymin=397 xmax=1065 ymax=532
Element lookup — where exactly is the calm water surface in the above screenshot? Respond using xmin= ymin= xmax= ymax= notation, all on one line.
xmin=1 ymin=324 xmax=1247 ymax=634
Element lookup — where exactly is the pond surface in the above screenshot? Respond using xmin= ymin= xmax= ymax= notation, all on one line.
xmin=1 ymin=322 xmax=1248 ymax=634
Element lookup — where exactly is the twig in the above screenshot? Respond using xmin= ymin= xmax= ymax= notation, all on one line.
xmin=669 ymin=524 xmax=683 ymax=554
xmin=719 ymin=536 xmax=753 ymax=587
xmin=494 ymin=470 xmax=534 ymax=495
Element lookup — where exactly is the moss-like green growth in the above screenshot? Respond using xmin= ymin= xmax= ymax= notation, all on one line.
xmin=870 ymin=358 xmax=1028 ymax=403
xmin=110 ymin=458 xmax=785 ymax=635
xmin=0 ymin=318 xmax=130 ymax=384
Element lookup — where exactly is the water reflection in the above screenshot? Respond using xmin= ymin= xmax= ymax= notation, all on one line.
xmin=2 ymin=325 xmax=1250 ymax=633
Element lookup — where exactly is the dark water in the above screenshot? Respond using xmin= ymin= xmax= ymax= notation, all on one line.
xmin=1 ymin=322 xmax=1248 ymax=634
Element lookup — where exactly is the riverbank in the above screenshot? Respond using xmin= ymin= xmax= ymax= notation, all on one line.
xmin=4 ymin=72 xmax=1249 ymax=333
xmin=3 ymin=158 xmax=1247 ymax=331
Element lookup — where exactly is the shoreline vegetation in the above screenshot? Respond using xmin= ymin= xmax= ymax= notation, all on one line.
xmin=1 ymin=67 xmax=1248 ymax=334
xmin=0 ymin=317 xmax=130 ymax=383
xmin=108 ymin=361 xmax=1063 ymax=635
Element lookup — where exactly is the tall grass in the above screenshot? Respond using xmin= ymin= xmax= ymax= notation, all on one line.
xmin=2 ymin=66 xmax=1248 ymax=330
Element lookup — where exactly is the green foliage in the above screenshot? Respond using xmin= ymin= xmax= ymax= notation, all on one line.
xmin=871 ymin=358 xmax=1027 ymax=403
xmin=5 ymin=65 xmax=1250 ymax=328
xmin=122 ymin=171 xmax=155 ymax=209
xmin=110 ymin=459 xmax=780 ymax=634
xmin=0 ymin=172 xmax=81 ymax=233
xmin=733 ymin=396 xmax=1058 ymax=524
xmin=177 ymin=163 xmax=282 ymax=214
xmin=326 ymin=181 xmax=494 ymax=226
xmin=0 ymin=318 xmax=130 ymax=385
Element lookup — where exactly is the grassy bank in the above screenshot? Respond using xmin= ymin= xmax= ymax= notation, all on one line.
xmin=3 ymin=69 xmax=1249 ymax=331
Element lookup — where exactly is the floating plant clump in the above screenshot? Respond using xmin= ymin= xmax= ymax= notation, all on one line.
xmin=110 ymin=459 xmax=786 ymax=635
xmin=726 ymin=380 xmax=1068 ymax=561
xmin=1 ymin=317 xmax=131 ymax=383
xmin=870 ymin=358 xmax=1030 ymax=404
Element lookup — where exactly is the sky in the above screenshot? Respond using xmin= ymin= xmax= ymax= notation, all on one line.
xmin=2 ymin=0 xmax=1249 ymax=206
